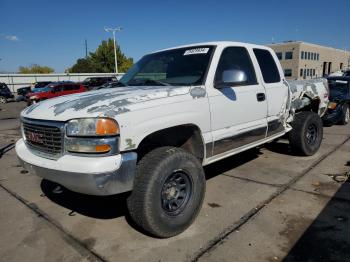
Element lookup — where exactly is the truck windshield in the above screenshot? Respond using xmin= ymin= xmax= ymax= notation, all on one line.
xmin=119 ymin=46 xmax=214 ymax=86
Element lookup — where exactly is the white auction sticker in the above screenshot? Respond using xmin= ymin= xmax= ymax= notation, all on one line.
xmin=184 ymin=48 xmax=209 ymax=55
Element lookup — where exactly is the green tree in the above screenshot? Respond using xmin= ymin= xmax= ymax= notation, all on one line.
xmin=18 ymin=64 xmax=54 ymax=74
xmin=69 ymin=39 xmax=133 ymax=73
xmin=69 ymin=58 xmax=96 ymax=73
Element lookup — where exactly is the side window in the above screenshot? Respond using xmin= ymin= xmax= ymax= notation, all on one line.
xmin=215 ymin=47 xmax=257 ymax=85
xmin=253 ymin=49 xmax=281 ymax=83
xmin=73 ymin=84 xmax=80 ymax=90
xmin=63 ymin=85 xmax=73 ymax=91
xmin=54 ymin=86 xmax=63 ymax=92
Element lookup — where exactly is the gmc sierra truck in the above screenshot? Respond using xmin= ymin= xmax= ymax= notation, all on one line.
xmin=16 ymin=42 xmax=329 ymax=238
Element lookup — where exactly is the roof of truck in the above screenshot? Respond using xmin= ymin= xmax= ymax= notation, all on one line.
xmin=153 ymin=41 xmax=271 ymax=54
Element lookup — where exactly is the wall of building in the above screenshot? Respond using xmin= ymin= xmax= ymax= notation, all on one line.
xmin=0 ymin=73 xmax=124 ymax=92
xmin=268 ymin=41 xmax=350 ymax=80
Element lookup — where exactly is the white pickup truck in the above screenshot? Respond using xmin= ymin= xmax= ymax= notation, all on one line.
xmin=16 ymin=42 xmax=329 ymax=238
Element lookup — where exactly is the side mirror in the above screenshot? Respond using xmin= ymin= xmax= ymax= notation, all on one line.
xmin=215 ymin=69 xmax=247 ymax=88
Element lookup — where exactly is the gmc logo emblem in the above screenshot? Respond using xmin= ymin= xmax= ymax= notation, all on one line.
xmin=27 ymin=132 xmax=44 ymax=144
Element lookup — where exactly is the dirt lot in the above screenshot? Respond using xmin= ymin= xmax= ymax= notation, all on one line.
xmin=1 ymin=101 xmax=350 ymax=262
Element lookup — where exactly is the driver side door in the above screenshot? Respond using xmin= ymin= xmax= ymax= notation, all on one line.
xmin=207 ymin=46 xmax=268 ymax=157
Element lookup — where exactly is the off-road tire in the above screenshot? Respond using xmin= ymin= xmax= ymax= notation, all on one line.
xmin=340 ymin=104 xmax=349 ymax=125
xmin=288 ymin=111 xmax=323 ymax=156
xmin=127 ymin=146 xmax=205 ymax=238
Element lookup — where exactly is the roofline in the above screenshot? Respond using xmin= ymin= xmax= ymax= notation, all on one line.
xmin=267 ymin=41 xmax=350 ymax=54
xmin=151 ymin=41 xmax=272 ymax=54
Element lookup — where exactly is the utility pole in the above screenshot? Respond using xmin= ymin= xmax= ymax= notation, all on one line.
xmin=84 ymin=39 xmax=88 ymax=58
xmin=104 ymin=26 xmax=122 ymax=74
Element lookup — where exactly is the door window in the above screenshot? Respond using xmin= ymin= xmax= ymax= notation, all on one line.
xmin=214 ymin=47 xmax=257 ymax=86
xmin=253 ymin=49 xmax=281 ymax=83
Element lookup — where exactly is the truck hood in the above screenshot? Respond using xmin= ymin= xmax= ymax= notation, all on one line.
xmin=21 ymin=85 xmax=205 ymax=121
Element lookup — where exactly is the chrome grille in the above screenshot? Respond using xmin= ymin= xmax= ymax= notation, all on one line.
xmin=23 ymin=121 xmax=63 ymax=157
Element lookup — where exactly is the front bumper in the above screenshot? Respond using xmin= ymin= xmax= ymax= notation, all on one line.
xmin=322 ymin=106 xmax=343 ymax=125
xmin=16 ymin=139 xmax=137 ymax=196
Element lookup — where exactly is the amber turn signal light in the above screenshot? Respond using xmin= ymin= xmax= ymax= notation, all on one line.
xmin=96 ymin=118 xmax=119 ymax=135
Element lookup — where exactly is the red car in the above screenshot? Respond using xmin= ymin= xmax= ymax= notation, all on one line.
xmin=27 ymin=82 xmax=86 ymax=105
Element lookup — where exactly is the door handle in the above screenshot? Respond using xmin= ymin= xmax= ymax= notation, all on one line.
xmin=256 ymin=93 xmax=266 ymax=102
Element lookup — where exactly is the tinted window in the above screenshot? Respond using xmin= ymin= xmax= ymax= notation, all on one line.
xmin=53 ymin=86 xmax=63 ymax=92
xmin=253 ymin=49 xmax=281 ymax=83
xmin=284 ymin=69 xmax=292 ymax=77
xmin=215 ymin=47 xmax=257 ymax=86
xmin=285 ymin=52 xmax=293 ymax=60
xmin=63 ymin=85 xmax=73 ymax=91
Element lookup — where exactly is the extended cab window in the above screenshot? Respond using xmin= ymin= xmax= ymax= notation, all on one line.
xmin=215 ymin=47 xmax=257 ymax=86
xmin=253 ymin=49 xmax=281 ymax=83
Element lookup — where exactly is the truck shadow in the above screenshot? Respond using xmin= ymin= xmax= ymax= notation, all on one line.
xmin=283 ymin=174 xmax=350 ymax=262
xmin=40 ymin=148 xmax=263 ymax=220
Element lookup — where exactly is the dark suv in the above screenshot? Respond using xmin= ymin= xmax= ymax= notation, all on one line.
xmin=0 ymin=83 xmax=14 ymax=103
xmin=323 ymin=76 xmax=350 ymax=126
xmin=82 ymin=77 xmax=117 ymax=90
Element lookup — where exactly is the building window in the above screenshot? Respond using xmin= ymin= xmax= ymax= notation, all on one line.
xmin=285 ymin=51 xmax=293 ymax=60
xmin=307 ymin=69 xmax=310 ymax=76
xmin=300 ymin=68 xmax=303 ymax=77
xmin=301 ymin=51 xmax=304 ymax=59
xmin=317 ymin=53 xmax=319 ymax=60
xmin=284 ymin=69 xmax=292 ymax=77
xmin=276 ymin=52 xmax=282 ymax=60
xmin=307 ymin=52 xmax=311 ymax=60
xmin=312 ymin=69 xmax=315 ymax=76
xmin=340 ymin=63 xmax=343 ymax=70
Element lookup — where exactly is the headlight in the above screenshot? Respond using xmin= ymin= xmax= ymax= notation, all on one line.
xmin=66 ymin=118 xmax=119 ymax=137
xmin=30 ymin=96 xmax=38 ymax=100
xmin=328 ymin=102 xmax=337 ymax=110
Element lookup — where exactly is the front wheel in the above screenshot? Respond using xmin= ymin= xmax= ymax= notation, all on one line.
xmin=127 ymin=147 xmax=206 ymax=238
xmin=288 ymin=112 xmax=323 ymax=156
xmin=340 ymin=104 xmax=349 ymax=125
xmin=0 ymin=96 xmax=6 ymax=104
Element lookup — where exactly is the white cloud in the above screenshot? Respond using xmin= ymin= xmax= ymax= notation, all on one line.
xmin=4 ymin=35 xmax=19 ymax=41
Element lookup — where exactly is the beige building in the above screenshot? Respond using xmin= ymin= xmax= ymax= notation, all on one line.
xmin=267 ymin=41 xmax=350 ymax=80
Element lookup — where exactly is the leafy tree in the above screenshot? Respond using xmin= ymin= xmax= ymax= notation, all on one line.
xmin=69 ymin=58 xmax=97 ymax=73
xmin=18 ymin=64 xmax=54 ymax=74
xmin=69 ymin=38 xmax=133 ymax=73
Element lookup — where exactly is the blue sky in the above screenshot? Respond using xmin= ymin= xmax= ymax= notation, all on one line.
xmin=1 ymin=0 xmax=349 ymax=73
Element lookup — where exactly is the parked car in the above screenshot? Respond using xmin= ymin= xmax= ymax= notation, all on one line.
xmin=0 ymin=83 xmax=14 ymax=103
xmin=82 ymin=77 xmax=117 ymax=90
xmin=16 ymin=41 xmax=328 ymax=238
xmin=323 ymin=76 xmax=350 ymax=126
xmin=344 ymin=70 xmax=350 ymax=77
xmin=17 ymin=86 xmax=31 ymax=96
xmin=26 ymin=82 xmax=86 ymax=105
xmin=29 ymin=81 xmax=53 ymax=93
xmin=91 ymin=81 xmax=121 ymax=90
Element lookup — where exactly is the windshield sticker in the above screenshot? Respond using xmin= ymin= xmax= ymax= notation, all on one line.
xmin=184 ymin=48 xmax=209 ymax=56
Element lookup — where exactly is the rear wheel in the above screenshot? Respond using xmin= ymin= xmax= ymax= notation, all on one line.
xmin=0 ymin=96 xmax=6 ymax=104
xmin=127 ymin=147 xmax=205 ymax=238
xmin=288 ymin=112 xmax=323 ymax=156
xmin=340 ymin=104 xmax=349 ymax=125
